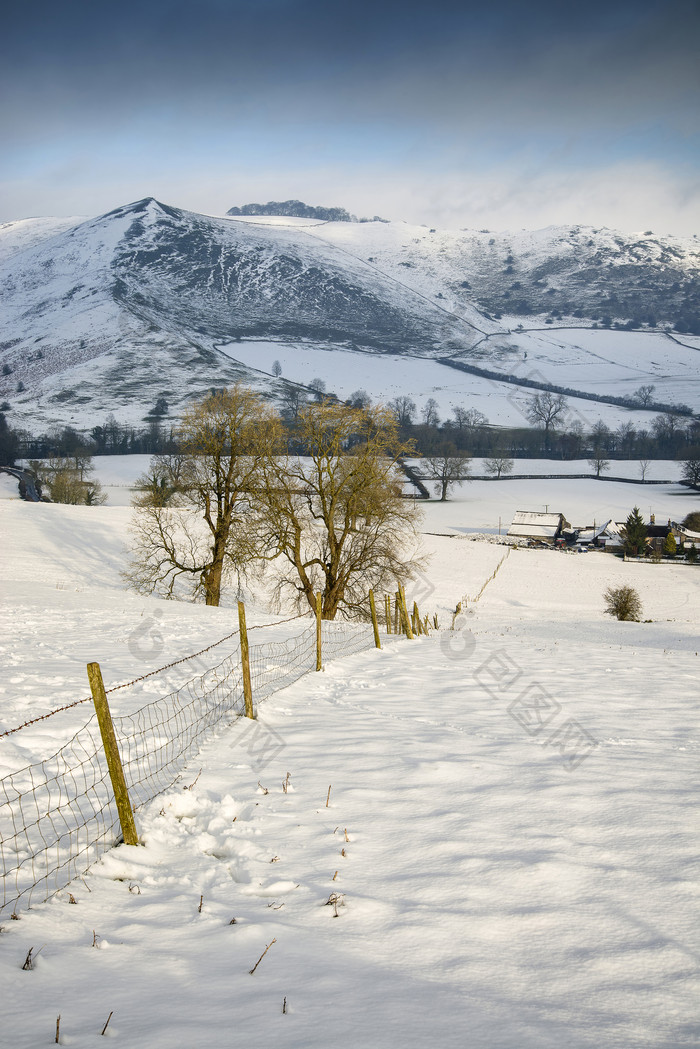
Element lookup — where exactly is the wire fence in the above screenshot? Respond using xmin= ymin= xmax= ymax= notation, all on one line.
xmin=0 ymin=613 xmax=381 ymax=921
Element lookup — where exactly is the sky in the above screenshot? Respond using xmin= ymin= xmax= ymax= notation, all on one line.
xmin=1 ymin=0 xmax=699 ymax=234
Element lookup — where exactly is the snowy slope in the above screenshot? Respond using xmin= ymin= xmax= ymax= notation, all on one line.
xmin=0 ymin=479 xmax=698 ymax=1048
xmin=222 ymin=337 xmax=700 ymax=426
xmin=1 ymin=199 xmax=698 ymax=436
xmin=314 ymin=219 xmax=700 ymax=329
xmin=0 ymin=217 xmax=86 ymax=265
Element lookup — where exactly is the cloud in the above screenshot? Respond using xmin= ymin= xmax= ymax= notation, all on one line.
xmin=384 ymin=162 xmax=700 ymax=236
xmin=1 ymin=0 xmax=697 ymax=233
xmin=2 ymin=153 xmax=697 ymax=238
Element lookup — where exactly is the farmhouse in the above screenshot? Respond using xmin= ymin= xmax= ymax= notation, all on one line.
xmin=575 ymin=519 xmax=620 ymax=548
xmin=674 ymin=522 xmax=700 ymax=551
xmin=507 ymin=511 xmax=570 ymax=545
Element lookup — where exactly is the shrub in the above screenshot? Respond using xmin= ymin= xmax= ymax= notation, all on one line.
xmin=603 ymin=585 xmax=642 ymax=622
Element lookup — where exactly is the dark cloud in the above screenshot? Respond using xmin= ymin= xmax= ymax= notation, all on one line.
xmin=4 ymin=0 xmax=698 ymax=125
xmin=1 ymin=0 xmax=697 ymax=229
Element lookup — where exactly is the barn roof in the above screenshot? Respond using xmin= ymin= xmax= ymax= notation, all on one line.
xmin=507 ymin=511 xmax=564 ymax=539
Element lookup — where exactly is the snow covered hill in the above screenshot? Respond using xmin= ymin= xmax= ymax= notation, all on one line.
xmin=0 ymin=198 xmax=698 ymax=435
xmin=1 ymin=478 xmax=698 ymax=1048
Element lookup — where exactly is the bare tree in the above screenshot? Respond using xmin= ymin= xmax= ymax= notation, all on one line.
xmin=258 ymin=401 xmax=422 ymax=619
xmin=308 ymin=378 xmax=326 ymax=401
xmin=590 ymin=419 xmax=611 ymax=450
xmin=388 ymin=396 xmax=417 ymax=428
xmin=484 ymin=454 xmax=514 ymax=479
xmin=633 ymin=384 xmax=656 ymax=407
xmin=347 ymin=389 xmax=371 ymax=409
xmin=588 ymin=449 xmax=610 ymax=478
xmin=453 ymin=406 xmax=488 ymax=433
xmin=281 ymin=386 xmax=306 ymax=423
xmin=617 ymin=422 xmax=636 ymax=457
xmin=526 ymin=392 xmax=568 ymax=448
xmin=126 ymin=385 xmax=281 ymax=606
xmin=423 ymin=451 xmax=471 ymax=501
xmin=638 ymin=458 xmax=651 ymax=481
xmin=421 ymin=398 xmax=440 ymax=428
xmin=681 ymin=449 xmax=700 ymax=487
xmin=271 ymin=360 xmax=282 ymax=377
xmin=652 ymin=412 xmax=684 ymax=442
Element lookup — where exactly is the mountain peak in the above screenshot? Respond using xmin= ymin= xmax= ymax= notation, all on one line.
xmin=100 ymin=197 xmax=179 ymax=222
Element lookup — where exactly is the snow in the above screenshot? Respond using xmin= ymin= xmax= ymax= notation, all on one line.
xmin=473 ymin=328 xmax=700 ymax=413
xmin=0 ymin=217 xmax=86 ymax=263
xmin=2 ymin=201 xmax=697 ymax=438
xmin=1 ymin=471 xmax=699 ymax=1048
xmin=0 ymin=474 xmax=21 ymax=500
xmin=218 ymin=340 xmax=681 ymax=430
xmin=221 ymin=214 xmax=328 ymax=227
xmin=68 ymin=454 xmax=689 ymax=515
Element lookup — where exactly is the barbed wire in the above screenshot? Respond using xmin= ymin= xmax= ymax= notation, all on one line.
xmin=0 ymin=611 xmax=311 ymax=741
xmin=0 ymin=609 xmax=377 ymax=920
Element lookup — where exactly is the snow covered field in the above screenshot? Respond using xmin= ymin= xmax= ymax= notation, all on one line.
xmin=49 ymin=453 xmax=688 ymax=525
xmin=218 ymin=339 xmax=685 ymax=430
xmin=1 ymin=473 xmax=699 ymax=1048
xmin=475 ymin=328 xmax=700 ymax=413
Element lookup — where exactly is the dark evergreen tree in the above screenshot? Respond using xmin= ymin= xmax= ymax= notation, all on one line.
xmin=621 ymin=506 xmax=648 ymax=557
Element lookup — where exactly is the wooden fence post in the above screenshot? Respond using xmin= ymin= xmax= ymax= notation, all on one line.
xmin=393 ymin=593 xmax=400 ymax=635
xmin=399 ymin=586 xmax=414 ymax=639
xmin=238 ymin=601 xmax=255 ymax=719
xmin=369 ymin=589 xmax=381 ymax=650
xmin=384 ymin=594 xmax=392 ymax=635
xmin=86 ymin=662 xmax=139 ymax=846
xmin=316 ymin=592 xmax=323 ymax=671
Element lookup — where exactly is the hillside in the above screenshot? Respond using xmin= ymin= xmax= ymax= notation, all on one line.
xmin=1 ymin=475 xmax=698 ymax=1048
xmin=0 ymin=198 xmax=698 ymax=435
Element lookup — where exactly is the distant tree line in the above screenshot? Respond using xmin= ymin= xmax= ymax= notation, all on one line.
xmin=440 ymin=360 xmax=694 ymax=417
xmin=1 ymin=387 xmax=698 ymax=473
xmin=379 ymin=393 xmax=699 ymax=465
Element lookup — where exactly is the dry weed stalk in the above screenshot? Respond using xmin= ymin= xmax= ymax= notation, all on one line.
xmin=183 ymin=769 xmax=202 ymax=791
xmin=249 ymin=938 xmax=277 ymax=974
xmin=325 ymin=892 xmax=345 ymax=917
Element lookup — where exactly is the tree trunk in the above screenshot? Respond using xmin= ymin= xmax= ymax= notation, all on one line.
xmin=203 ymin=557 xmax=224 ymax=605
